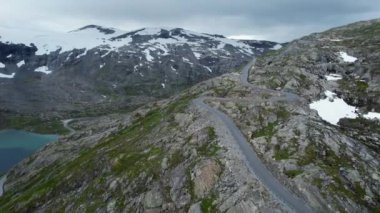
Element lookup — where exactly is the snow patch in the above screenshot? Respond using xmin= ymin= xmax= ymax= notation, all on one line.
xmin=161 ymin=83 xmax=166 ymax=88
xmin=310 ymin=91 xmax=358 ymax=125
xmin=193 ymin=51 xmax=202 ymax=59
xmin=0 ymin=62 xmax=5 ymax=68
xmin=0 ymin=26 xmax=127 ymax=55
xmin=182 ymin=57 xmax=193 ymax=66
xmin=364 ymin=112 xmax=380 ymax=120
xmin=35 ymin=66 xmax=52 ymax=74
xmin=339 ymin=51 xmax=357 ymax=63
xmin=271 ymin=44 xmax=282 ymax=50
xmin=17 ymin=60 xmax=25 ymax=67
xmin=76 ymin=50 xmax=87 ymax=59
xmin=325 ymin=74 xmax=342 ymax=81
xmin=0 ymin=72 xmax=15 ymax=78
xmin=204 ymin=66 xmax=212 ymax=73
xmin=216 ymin=42 xmax=225 ymax=50
xmin=101 ymin=50 xmax=111 ymax=58
xmin=65 ymin=52 xmax=73 ymax=61
xmin=6 ymin=54 xmax=12 ymax=58
xmin=99 ymin=63 xmax=105 ymax=69
xmin=143 ymin=49 xmax=154 ymax=62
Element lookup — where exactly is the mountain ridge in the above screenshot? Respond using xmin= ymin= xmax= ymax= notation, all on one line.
xmin=0 ymin=25 xmax=279 ymax=121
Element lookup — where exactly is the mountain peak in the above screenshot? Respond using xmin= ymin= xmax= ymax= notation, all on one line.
xmin=74 ymin=25 xmax=116 ymax=35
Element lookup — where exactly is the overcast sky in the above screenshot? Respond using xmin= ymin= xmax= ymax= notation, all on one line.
xmin=0 ymin=0 xmax=379 ymax=42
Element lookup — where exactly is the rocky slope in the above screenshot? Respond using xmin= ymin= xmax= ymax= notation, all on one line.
xmin=214 ymin=19 xmax=380 ymax=211
xmin=0 ymin=25 xmax=278 ymax=118
xmin=0 ymin=76 xmax=289 ymax=212
xmin=1 ymin=19 xmax=379 ymax=212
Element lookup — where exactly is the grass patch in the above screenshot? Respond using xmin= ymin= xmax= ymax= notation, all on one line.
xmin=274 ymin=144 xmax=290 ymax=160
xmin=0 ymin=116 xmax=69 ymax=135
xmin=111 ymin=147 xmax=163 ymax=179
xmin=356 ymin=81 xmax=368 ymax=93
xmin=168 ymin=150 xmax=184 ymax=169
xmin=312 ymin=177 xmax=323 ymax=188
xmin=251 ymin=121 xmax=277 ymax=142
xmin=296 ymin=141 xmax=369 ymax=207
xmin=200 ymin=195 xmax=217 ymax=213
xmin=197 ymin=127 xmax=221 ymax=157
xmin=207 ymin=127 xmax=217 ymax=141
xmin=284 ymin=169 xmax=303 ymax=178
xmin=276 ymin=106 xmax=290 ymax=120
xmin=297 ymin=143 xmax=318 ymax=166
xmin=0 ymin=94 xmax=194 ymax=211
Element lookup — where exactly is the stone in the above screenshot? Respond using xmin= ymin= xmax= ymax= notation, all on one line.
xmin=188 ymin=202 xmax=202 ymax=213
xmin=192 ymin=159 xmax=221 ymax=198
xmin=226 ymin=200 xmax=258 ymax=213
xmin=144 ymin=189 xmax=163 ymax=209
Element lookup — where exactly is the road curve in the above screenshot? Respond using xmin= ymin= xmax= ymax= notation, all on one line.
xmin=193 ymin=59 xmax=313 ymax=213
xmin=62 ymin=119 xmax=76 ymax=135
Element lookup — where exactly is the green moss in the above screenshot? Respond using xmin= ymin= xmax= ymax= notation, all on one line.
xmin=185 ymin=163 xmax=196 ymax=201
xmin=213 ymin=87 xmax=231 ymax=97
xmin=356 ymin=81 xmax=369 ymax=93
xmin=284 ymin=169 xmax=303 ymax=178
xmin=297 ymin=143 xmax=317 ymax=166
xmin=312 ymin=177 xmax=323 ymax=188
xmin=196 ymin=127 xmax=221 ymax=157
xmin=297 ymin=141 xmax=370 ymax=206
xmin=200 ymin=196 xmax=217 ymax=213
xmin=253 ymin=106 xmax=290 ymax=142
xmin=296 ymin=73 xmax=312 ymax=90
xmin=0 ymin=94 xmax=194 ymax=211
xmin=197 ymin=143 xmax=220 ymax=157
xmin=166 ymin=95 xmax=195 ymax=114
xmin=276 ymin=106 xmax=290 ymax=120
xmin=207 ymin=127 xmax=217 ymax=141
xmin=252 ymin=122 xmax=277 ymax=142
xmin=338 ymin=79 xmax=369 ymax=99
xmin=169 ymin=150 xmax=184 ymax=169
xmin=111 ymin=147 xmax=163 ymax=179
xmin=1 ymin=116 xmax=69 ymax=135
xmin=274 ymin=144 xmax=290 ymax=160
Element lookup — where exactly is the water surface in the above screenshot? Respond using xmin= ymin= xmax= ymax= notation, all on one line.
xmin=0 ymin=129 xmax=58 ymax=173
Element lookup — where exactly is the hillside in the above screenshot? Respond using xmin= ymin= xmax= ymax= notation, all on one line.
xmin=1 ymin=19 xmax=379 ymax=212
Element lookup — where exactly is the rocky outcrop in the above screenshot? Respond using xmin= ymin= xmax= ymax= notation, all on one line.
xmin=191 ymin=159 xmax=221 ymax=199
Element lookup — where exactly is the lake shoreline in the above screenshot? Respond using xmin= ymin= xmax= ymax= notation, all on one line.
xmin=0 ymin=129 xmax=58 ymax=174
xmin=0 ymin=175 xmax=6 ymax=197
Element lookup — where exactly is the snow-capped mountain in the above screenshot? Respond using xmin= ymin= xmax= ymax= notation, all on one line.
xmin=0 ymin=25 xmax=261 ymax=58
xmin=0 ymin=25 xmax=278 ymax=115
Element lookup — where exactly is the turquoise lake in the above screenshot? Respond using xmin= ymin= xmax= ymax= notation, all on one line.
xmin=0 ymin=129 xmax=58 ymax=173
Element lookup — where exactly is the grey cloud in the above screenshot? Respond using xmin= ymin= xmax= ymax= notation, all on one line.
xmin=0 ymin=0 xmax=379 ymax=42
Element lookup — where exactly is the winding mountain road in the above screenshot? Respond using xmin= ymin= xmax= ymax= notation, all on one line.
xmin=62 ymin=119 xmax=76 ymax=135
xmin=194 ymin=59 xmax=312 ymax=213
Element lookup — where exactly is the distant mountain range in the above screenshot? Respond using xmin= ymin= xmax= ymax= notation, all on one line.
xmin=0 ymin=25 xmax=279 ymax=116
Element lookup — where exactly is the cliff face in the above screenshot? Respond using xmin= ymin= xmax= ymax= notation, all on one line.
xmin=1 ymin=20 xmax=379 ymax=212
